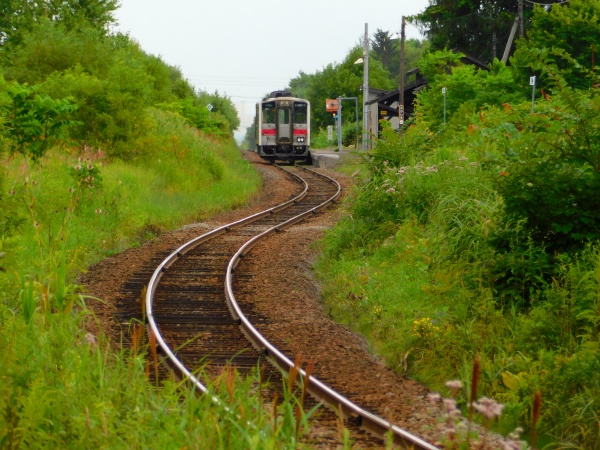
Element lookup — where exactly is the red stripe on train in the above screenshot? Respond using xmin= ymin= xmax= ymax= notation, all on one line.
xmin=293 ymin=129 xmax=308 ymax=135
xmin=261 ymin=129 xmax=276 ymax=135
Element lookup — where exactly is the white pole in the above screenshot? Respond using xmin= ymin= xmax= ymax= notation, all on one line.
xmin=337 ymin=97 xmax=342 ymax=151
xmin=530 ymin=76 xmax=536 ymax=113
xmin=363 ymin=23 xmax=370 ymax=150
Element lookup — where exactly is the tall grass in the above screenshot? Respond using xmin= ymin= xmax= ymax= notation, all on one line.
xmin=0 ymin=109 xmax=260 ymax=306
xmin=0 ymin=110 xmax=324 ymax=447
xmin=0 ymin=306 xmax=319 ymax=448
xmin=317 ymin=118 xmax=600 ymax=448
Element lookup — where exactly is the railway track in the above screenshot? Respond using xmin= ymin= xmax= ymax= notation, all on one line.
xmin=120 ymin=164 xmax=438 ymax=449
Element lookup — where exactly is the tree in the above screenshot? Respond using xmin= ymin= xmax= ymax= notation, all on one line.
xmin=411 ymin=0 xmax=565 ymax=63
xmin=242 ymin=124 xmax=255 ymax=150
xmin=3 ymin=19 xmax=114 ymax=84
xmin=198 ymin=91 xmax=240 ymax=133
xmin=512 ymin=0 xmax=600 ymax=90
xmin=0 ymin=0 xmax=118 ymax=48
xmin=414 ymin=50 xmax=527 ymax=130
xmin=371 ymin=30 xmax=429 ymax=84
xmin=288 ymin=45 xmax=394 ymax=133
xmin=371 ymin=29 xmax=397 ymax=78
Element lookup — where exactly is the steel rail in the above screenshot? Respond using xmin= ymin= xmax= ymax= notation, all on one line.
xmin=225 ymin=166 xmax=438 ymax=450
xmin=144 ymin=165 xmax=309 ymax=394
xmin=145 ymin=164 xmax=438 ymax=449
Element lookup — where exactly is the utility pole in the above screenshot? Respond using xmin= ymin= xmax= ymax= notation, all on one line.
xmin=518 ymin=0 xmax=524 ymax=37
xmin=362 ymin=23 xmax=370 ymax=150
xmin=398 ymin=16 xmax=406 ymax=128
xmin=502 ymin=16 xmax=519 ymax=63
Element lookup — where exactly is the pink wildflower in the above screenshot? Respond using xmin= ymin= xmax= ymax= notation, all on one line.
xmin=473 ymin=397 xmax=504 ymax=419
xmin=446 ymin=380 xmax=463 ymax=390
xmin=427 ymin=392 xmax=441 ymax=405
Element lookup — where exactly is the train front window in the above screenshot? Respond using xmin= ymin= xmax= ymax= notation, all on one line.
xmin=262 ymin=102 xmax=276 ymax=123
xmin=293 ymin=103 xmax=307 ymax=124
xmin=278 ymin=108 xmax=290 ymax=124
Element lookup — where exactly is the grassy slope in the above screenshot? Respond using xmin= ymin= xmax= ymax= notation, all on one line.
xmin=316 ymin=132 xmax=600 ymax=448
xmin=0 ymin=111 xmax=318 ymax=448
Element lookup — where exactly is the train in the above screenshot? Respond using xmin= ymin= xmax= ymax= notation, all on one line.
xmin=255 ymin=91 xmax=311 ymax=164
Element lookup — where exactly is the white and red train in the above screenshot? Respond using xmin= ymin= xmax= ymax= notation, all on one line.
xmin=255 ymin=91 xmax=311 ymax=164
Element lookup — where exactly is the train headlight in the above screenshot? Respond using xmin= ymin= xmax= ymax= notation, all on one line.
xmin=297 ymin=137 xmax=305 ymax=143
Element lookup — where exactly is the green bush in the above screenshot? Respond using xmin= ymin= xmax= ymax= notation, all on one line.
xmin=317 ymin=7 xmax=600 ymax=448
xmin=416 ymin=52 xmax=527 ymax=131
xmin=1 ymin=78 xmax=79 ymax=161
xmin=368 ymin=120 xmax=434 ymax=170
xmin=1 ymin=19 xmax=239 ymax=157
xmin=481 ymin=50 xmax=600 ymax=254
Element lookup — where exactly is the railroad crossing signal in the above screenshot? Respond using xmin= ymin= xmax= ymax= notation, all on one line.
xmin=326 ymin=99 xmax=339 ymax=112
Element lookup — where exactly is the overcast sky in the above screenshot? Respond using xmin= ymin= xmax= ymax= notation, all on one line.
xmin=113 ymin=0 xmax=431 ymax=138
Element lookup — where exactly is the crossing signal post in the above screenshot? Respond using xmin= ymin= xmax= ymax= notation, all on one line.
xmin=326 ymin=97 xmax=359 ymax=151
xmin=337 ymin=98 xmax=342 ymax=152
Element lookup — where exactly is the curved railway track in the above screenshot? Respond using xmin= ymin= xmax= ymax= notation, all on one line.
xmin=139 ymin=164 xmax=438 ymax=450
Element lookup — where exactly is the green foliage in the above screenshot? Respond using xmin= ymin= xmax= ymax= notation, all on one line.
xmin=481 ymin=49 xmax=600 ymax=253
xmin=371 ymin=30 xmax=428 ymax=83
xmin=0 ymin=110 xmax=258 ymax=318
xmin=0 ymin=103 xmax=309 ymax=447
xmin=0 ymin=309 xmax=315 ymax=449
xmin=1 ymin=20 xmax=238 ymax=157
xmin=371 ymin=29 xmax=397 ymax=78
xmin=137 ymin=108 xmax=226 ymax=181
xmin=0 ymin=0 xmax=118 ymax=48
xmin=416 ymin=52 xmax=527 ymax=130
xmin=3 ymin=19 xmax=113 ymax=84
xmin=317 ymin=15 xmax=600 ymax=446
xmin=289 ymin=45 xmax=394 ymax=133
xmin=411 ymin=0 xmax=541 ymax=63
xmin=69 ymin=160 xmax=103 ymax=193
xmin=198 ymin=91 xmax=240 ymax=132
xmin=416 ymin=48 xmax=463 ymax=85
xmin=369 ymin=120 xmax=434 ymax=168
xmin=156 ymin=96 xmax=236 ymax=137
xmin=2 ymin=79 xmax=79 ymax=161
xmin=514 ymin=0 xmax=600 ymax=90
xmin=0 ymin=163 xmax=25 ymax=242
xmin=242 ymin=123 xmax=256 ymax=150
xmin=20 ymin=277 xmax=35 ymax=325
